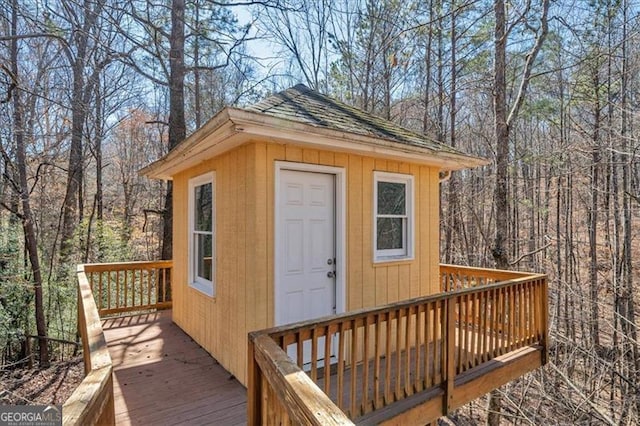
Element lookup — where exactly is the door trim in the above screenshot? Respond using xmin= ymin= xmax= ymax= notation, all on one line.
xmin=274 ymin=161 xmax=346 ymax=326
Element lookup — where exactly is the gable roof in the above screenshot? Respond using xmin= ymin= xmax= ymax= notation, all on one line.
xmin=141 ymin=85 xmax=487 ymax=180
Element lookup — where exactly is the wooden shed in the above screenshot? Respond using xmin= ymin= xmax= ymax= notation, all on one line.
xmin=140 ymin=85 xmax=486 ymax=386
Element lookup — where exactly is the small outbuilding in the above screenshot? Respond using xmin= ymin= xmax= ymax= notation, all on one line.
xmin=141 ymin=84 xmax=486 ymax=385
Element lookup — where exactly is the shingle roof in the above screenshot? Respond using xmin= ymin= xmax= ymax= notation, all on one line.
xmin=141 ymin=84 xmax=488 ymax=180
xmin=245 ymin=84 xmax=459 ymax=154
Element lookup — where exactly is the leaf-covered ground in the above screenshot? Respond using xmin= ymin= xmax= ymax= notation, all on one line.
xmin=0 ymin=358 xmax=83 ymax=406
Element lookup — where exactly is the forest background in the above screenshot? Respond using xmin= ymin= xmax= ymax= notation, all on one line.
xmin=0 ymin=0 xmax=639 ymax=424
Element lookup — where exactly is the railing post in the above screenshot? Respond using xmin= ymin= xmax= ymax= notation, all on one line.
xmin=540 ymin=277 xmax=549 ymax=365
xmin=247 ymin=335 xmax=262 ymax=425
xmin=444 ymin=297 xmax=456 ymax=414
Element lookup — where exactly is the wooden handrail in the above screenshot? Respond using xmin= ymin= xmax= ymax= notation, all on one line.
xmin=82 ymin=260 xmax=173 ymax=273
xmin=439 ymin=263 xmax=535 ymax=291
xmin=62 ymin=265 xmax=115 ymax=425
xmin=248 ymin=266 xmax=548 ymax=424
xmin=249 ymin=334 xmax=353 ymax=425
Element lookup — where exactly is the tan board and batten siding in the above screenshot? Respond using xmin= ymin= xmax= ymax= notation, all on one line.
xmin=171 ymin=140 xmax=441 ymax=386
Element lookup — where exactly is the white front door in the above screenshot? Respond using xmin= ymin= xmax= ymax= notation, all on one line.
xmin=276 ymin=169 xmax=336 ymax=363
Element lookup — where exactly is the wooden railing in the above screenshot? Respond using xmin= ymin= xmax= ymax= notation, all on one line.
xmin=83 ymin=260 xmax=172 ymax=316
xmin=62 ymin=265 xmax=115 ymax=425
xmin=249 ymin=267 xmax=548 ymax=425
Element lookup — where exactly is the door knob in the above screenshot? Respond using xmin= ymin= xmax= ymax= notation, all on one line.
xmin=327 ymin=271 xmax=336 ymax=278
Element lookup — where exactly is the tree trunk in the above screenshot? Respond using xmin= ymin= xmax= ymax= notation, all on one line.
xmin=619 ymin=1 xmax=639 ymax=416
xmin=491 ymin=0 xmax=509 ymax=270
xmin=489 ymin=0 xmax=508 ymax=415
xmin=10 ymin=0 xmax=49 ymax=367
xmin=589 ymin=68 xmax=601 ymax=347
xmin=488 ymin=0 xmax=549 ymax=416
xmin=422 ymin=0 xmax=434 ymax=135
xmin=59 ymin=0 xmax=105 ymax=269
xmin=95 ymin=81 xmax=103 ymax=224
xmin=445 ymin=1 xmax=460 ymax=265
xmin=162 ymin=0 xmax=187 ymax=261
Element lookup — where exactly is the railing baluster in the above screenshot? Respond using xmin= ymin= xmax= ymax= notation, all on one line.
xmin=154 ymin=268 xmax=159 ymax=305
xmin=404 ymin=307 xmax=412 ymax=397
xmin=325 ymin=325 xmax=332 ymax=396
xmin=139 ymin=269 xmax=144 ymax=307
xmin=504 ymin=285 xmax=511 ymax=353
xmin=492 ymin=287 xmax=498 ymax=356
xmin=534 ymin=280 xmax=541 ymax=341
xmin=394 ymin=309 xmax=402 ymax=401
xmin=147 ymin=269 xmax=153 ymax=306
xmin=520 ymin=282 xmax=525 ymax=345
xmin=96 ymin=272 xmax=101 ymax=313
xmin=458 ymin=295 xmax=464 ymax=374
xmin=311 ymin=328 xmax=318 ymax=382
xmin=114 ymin=270 xmax=119 ymax=310
xmin=132 ymin=269 xmax=136 ymax=307
xmin=414 ymin=304 xmax=422 ymax=393
xmin=470 ymin=291 xmax=478 ymax=369
xmin=527 ymin=281 xmax=533 ymax=344
xmin=481 ymin=289 xmax=488 ymax=363
xmin=106 ymin=271 xmax=111 ymax=311
xmin=374 ymin=314 xmax=381 ymax=409
xmin=499 ymin=286 xmax=506 ymax=355
xmin=337 ymin=321 xmax=345 ymax=411
xmin=510 ymin=284 xmax=516 ymax=352
xmin=384 ymin=312 xmax=392 ymax=405
xmin=424 ymin=302 xmax=432 ymax=388
xmin=465 ymin=292 xmax=472 ymax=370
xmin=161 ymin=267 xmax=166 ymax=303
xmin=362 ymin=315 xmax=370 ymax=415
xmin=123 ymin=269 xmax=128 ymax=310
xmin=511 ymin=284 xmax=517 ymax=349
xmin=296 ymin=332 xmax=303 ymax=368
xmin=350 ymin=319 xmax=357 ymax=418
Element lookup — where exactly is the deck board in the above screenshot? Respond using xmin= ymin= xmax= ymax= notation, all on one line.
xmin=103 ymin=310 xmax=247 ymax=425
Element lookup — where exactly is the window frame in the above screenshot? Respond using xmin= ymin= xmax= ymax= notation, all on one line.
xmin=373 ymin=171 xmax=414 ymax=263
xmin=188 ymin=172 xmax=216 ymax=297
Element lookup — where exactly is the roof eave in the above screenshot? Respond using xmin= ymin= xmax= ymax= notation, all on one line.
xmin=229 ymin=109 xmax=489 ymax=171
xmin=139 ymin=109 xmax=236 ymax=180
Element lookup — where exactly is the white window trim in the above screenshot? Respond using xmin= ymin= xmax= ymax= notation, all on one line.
xmin=188 ymin=172 xmax=216 ymax=297
xmin=373 ymin=171 xmax=414 ymax=263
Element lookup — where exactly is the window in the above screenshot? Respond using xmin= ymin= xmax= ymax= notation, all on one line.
xmin=189 ymin=173 xmax=215 ymax=296
xmin=373 ymin=171 xmax=414 ymax=262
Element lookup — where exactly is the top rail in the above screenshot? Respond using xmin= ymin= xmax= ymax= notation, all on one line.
xmin=440 ymin=263 xmax=536 ymax=291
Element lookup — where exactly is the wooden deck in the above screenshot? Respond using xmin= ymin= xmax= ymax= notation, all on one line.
xmin=78 ymin=262 xmax=547 ymax=425
xmin=102 ymin=310 xmax=247 ymax=425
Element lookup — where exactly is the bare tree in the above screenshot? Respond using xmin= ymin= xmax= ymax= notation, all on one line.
xmin=4 ymin=0 xmax=49 ymax=367
xmin=260 ymin=0 xmax=332 ymax=90
xmin=489 ymin=0 xmax=549 ymax=423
